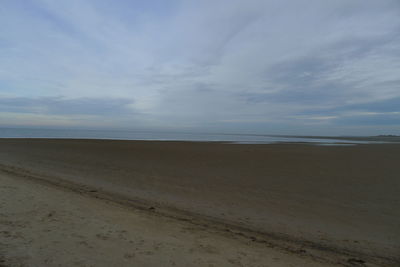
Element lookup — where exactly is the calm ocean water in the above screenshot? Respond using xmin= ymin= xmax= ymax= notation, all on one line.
xmin=0 ymin=127 xmax=376 ymax=145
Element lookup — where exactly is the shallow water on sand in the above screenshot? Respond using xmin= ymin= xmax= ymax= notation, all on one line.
xmin=0 ymin=127 xmax=381 ymax=145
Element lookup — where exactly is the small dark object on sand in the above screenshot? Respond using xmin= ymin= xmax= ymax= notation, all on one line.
xmin=347 ymin=258 xmax=366 ymax=265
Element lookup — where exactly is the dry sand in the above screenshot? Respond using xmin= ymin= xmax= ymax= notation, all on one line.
xmin=0 ymin=171 xmax=336 ymax=267
xmin=0 ymin=139 xmax=399 ymax=266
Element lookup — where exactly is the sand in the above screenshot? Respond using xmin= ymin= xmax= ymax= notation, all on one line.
xmin=0 ymin=171 xmax=337 ymax=267
xmin=0 ymin=139 xmax=399 ymax=266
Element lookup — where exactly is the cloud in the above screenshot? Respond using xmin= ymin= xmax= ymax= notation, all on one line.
xmin=0 ymin=0 xmax=399 ymax=134
xmin=343 ymin=97 xmax=400 ymax=113
xmin=0 ymin=96 xmax=135 ymax=116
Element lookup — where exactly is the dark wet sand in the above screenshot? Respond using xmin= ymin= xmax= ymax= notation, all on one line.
xmin=0 ymin=139 xmax=399 ymax=264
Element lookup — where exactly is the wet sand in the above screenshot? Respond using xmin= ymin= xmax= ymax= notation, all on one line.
xmin=0 ymin=139 xmax=399 ymax=265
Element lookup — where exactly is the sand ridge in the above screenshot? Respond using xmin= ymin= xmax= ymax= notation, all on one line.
xmin=0 ymin=170 xmax=343 ymax=267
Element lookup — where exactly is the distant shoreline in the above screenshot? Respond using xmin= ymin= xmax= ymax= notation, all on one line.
xmin=1 ymin=127 xmax=399 ymax=144
xmin=0 ymin=136 xmax=392 ymax=145
xmin=273 ymin=134 xmax=400 ymax=142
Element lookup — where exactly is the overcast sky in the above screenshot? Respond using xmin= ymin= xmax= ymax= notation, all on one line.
xmin=1 ymin=0 xmax=399 ymax=135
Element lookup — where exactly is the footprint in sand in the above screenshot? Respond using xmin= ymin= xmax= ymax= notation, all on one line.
xmin=123 ymin=252 xmax=135 ymax=259
xmin=95 ymin=233 xmax=109 ymax=240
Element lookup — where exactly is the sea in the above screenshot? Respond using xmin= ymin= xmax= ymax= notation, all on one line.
xmin=0 ymin=127 xmax=379 ymax=145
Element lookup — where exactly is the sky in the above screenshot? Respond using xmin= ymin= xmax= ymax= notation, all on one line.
xmin=0 ymin=0 xmax=400 ymax=135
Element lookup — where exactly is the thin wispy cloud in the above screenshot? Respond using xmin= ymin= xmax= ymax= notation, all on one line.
xmin=0 ymin=0 xmax=399 ymax=134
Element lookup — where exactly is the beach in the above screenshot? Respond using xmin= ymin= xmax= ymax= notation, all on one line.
xmin=0 ymin=139 xmax=399 ymax=266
